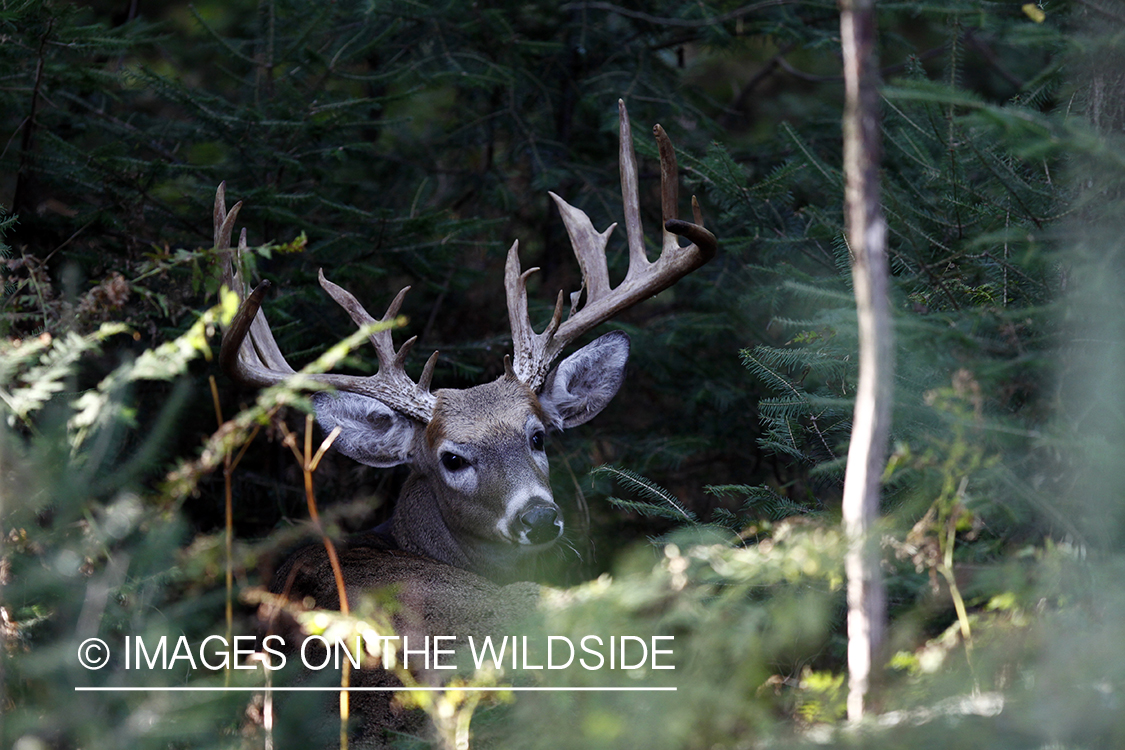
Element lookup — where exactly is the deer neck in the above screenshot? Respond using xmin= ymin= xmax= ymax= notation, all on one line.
xmin=391 ymin=471 xmax=529 ymax=584
xmin=391 ymin=471 xmax=471 ymax=570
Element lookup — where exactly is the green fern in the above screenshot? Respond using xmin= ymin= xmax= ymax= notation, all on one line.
xmin=1 ymin=325 xmax=128 ymax=428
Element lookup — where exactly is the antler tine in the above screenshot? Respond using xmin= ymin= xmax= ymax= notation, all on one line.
xmin=418 ymin=350 xmax=439 ymax=392
xmin=317 ymin=271 xmax=403 ymax=360
xmin=215 ymin=184 xmax=436 ymax=423
xmin=507 ymin=100 xmax=718 ymax=391
xmin=216 ymin=183 xmax=299 ymax=390
xmin=317 ymin=270 xmax=437 ymax=423
xmin=219 ymin=279 xmax=279 ymax=383
xmin=655 ymin=123 xmax=680 ymax=257
xmin=655 ymin=124 xmax=718 ymax=263
xmin=505 ymin=240 xmax=567 ymax=386
xmin=215 ymin=183 xmax=243 ymax=302
xmin=618 ymin=99 xmax=649 ymax=278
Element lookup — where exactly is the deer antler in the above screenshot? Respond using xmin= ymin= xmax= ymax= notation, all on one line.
xmin=505 ymin=99 xmax=718 ymax=390
xmin=216 ymin=183 xmax=437 ymax=424
xmin=217 ymin=102 xmax=712 ymax=421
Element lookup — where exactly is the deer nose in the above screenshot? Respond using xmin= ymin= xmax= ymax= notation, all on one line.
xmin=519 ymin=506 xmax=561 ymax=545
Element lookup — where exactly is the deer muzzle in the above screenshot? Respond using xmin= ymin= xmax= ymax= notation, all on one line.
xmin=518 ymin=505 xmax=562 ymax=546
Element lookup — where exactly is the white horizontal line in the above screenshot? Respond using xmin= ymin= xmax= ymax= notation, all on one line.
xmin=74 ymin=686 xmax=676 ymax=693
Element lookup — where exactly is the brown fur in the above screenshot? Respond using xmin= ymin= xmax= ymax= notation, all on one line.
xmin=424 ymin=376 xmax=545 ymax=450
xmin=266 ymin=536 xmax=540 ymax=747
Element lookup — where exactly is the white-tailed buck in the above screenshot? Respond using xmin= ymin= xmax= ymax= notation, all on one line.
xmin=217 ymin=100 xmax=715 ymax=743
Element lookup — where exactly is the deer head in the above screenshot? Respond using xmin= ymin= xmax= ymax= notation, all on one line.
xmin=217 ymin=100 xmax=716 ymax=582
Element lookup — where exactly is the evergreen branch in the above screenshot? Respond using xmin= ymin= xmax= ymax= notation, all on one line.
xmin=781 ymin=280 xmax=855 ymax=305
xmin=741 ymin=350 xmax=806 ymax=399
xmin=593 ymin=465 xmax=697 ymax=523
xmin=188 ymin=5 xmax=257 ymax=64
xmin=759 ymin=431 xmax=809 ymax=461
xmin=706 ymin=483 xmax=819 ymax=521
xmin=558 ymin=0 xmax=806 ymax=29
xmin=966 ymin=139 xmax=1044 ymax=229
xmin=607 ymin=496 xmax=696 ymax=522
xmin=882 ymin=96 xmax=941 ymax=142
xmin=781 ymin=122 xmax=841 ymax=185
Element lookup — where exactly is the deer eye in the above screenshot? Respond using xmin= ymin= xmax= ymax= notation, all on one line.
xmin=530 ymin=431 xmax=545 ymax=451
xmin=441 ymin=452 xmax=467 ymax=472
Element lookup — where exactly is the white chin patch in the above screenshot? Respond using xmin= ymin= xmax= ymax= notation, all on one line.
xmin=495 ymin=486 xmax=557 ymax=544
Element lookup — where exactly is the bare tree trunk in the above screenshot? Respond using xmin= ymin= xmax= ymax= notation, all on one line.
xmin=839 ymin=0 xmax=891 ymax=723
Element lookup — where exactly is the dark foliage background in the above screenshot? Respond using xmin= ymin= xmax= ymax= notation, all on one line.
xmin=3 ymin=0 xmax=1125 ymax=748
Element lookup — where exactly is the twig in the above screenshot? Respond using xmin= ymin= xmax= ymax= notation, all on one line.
xmin=279 ymin=414 xmax=349 ymax=748
xmin=13 ymin=18 xmax=53 ymax=215
xmin=208 ymin=375 xmax=234 ymax=685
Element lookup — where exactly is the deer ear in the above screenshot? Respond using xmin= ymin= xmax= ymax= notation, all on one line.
xmin=538 ymin=330 xmax=630 ymax=431
xmin=312 ymin=391 xmax=419 ymax=467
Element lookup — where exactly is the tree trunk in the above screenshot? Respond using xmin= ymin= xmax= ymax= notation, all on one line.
xmin=839 ymin=0 xmax=891 ymax=723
